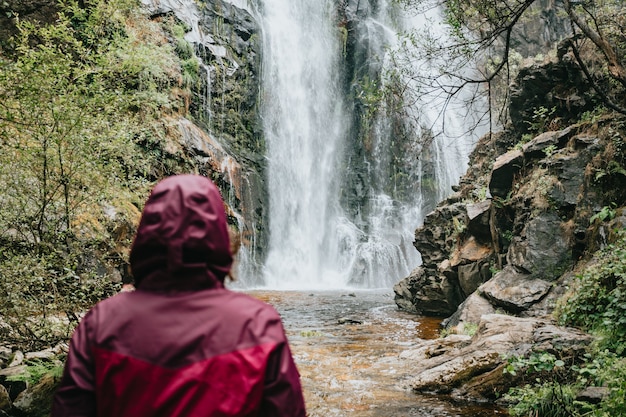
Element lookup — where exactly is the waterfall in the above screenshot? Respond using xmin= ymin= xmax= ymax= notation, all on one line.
xmin=142 ymin=0 xmax=485 ymax=290
xmin=257 ymin=0 xmax=485 ymax=290
xmin=260 ymin=0 xmax=349 ymax=289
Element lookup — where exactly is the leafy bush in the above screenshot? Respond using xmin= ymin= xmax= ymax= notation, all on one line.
xmin=0 ymin=250 xmax=118 ymax=350
xmin=505 ymin=231 xmax=626 ymax=416
xmin=504 ymin=382 xmax=577 ymax=417
xmin=0 ymin=0 xmax=192 ymax=349
xmin=556 ymin=230 xmax=626 ymax=353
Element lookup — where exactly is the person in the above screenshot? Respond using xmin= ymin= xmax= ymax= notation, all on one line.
xmin=51 ymin=174 xmax=306 ymax=417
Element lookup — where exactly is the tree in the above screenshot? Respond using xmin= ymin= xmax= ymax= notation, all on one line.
xmin=390 ymin=0 xmax=626 ymax=133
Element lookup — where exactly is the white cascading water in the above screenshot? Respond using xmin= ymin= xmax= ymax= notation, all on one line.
xmin=258 ymin=1 xmax=485 ymax=290
xmin=260 ymin=0 xmax=349 ymax=289
xmin=386 ymin=4 xmax=484 ymax=202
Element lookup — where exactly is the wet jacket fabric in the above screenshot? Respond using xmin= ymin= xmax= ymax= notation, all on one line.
xmin=51 ymin=175 xmax=306 ymax=417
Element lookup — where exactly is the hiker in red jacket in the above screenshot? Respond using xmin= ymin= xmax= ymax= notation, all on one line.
xmin=51 ymin=174 xmax=306 ymax=417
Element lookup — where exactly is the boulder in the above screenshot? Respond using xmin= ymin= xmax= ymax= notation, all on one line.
xmin=393 ymin=267 xmax=463 ymax=317
xmin=393 ymin=268 xmax=423 ymax=314
xmin=457 ymin=261 xmax=491 ymax=297
xmin=509 ymin=57 xmax=595 ymax=134
xmin=450 ymin=237 xmax=493 ymax=267
xmin=13 ymin=373 xmax=59 ymax=417
xmin=0 ymin=365 xmax=28 ymax=401
xmin=465 ymin=200 xmax=492 ymax=241
xmin=489 ymin=149 xmax=524 ymax=199
xmin=506 ymin=212 xmax=572 ymax=279
xmin=403 ymin=314 xmax=591 ymax=401
xmin=414 ymin=203 xmax=467 ymax=266
xmin=442 ymin=292 xmax=496 ymax=330
xmin=0 ymin=385 xmax=10 ymax=412
xmin=479 ymin=266 xmax=552 ymax=313
xmin=521 ymin=127 xmax=573 ymax=158
xmin=576 ymin=386 xmax=609 ymax=404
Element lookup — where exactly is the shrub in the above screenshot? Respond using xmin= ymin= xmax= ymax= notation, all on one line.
xmin=556 ymin=230 xmax=626 ymax=353
xmin=0 ymin=0 xmax=189 ymax=350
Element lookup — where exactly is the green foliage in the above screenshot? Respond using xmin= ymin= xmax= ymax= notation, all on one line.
xmin=299 ymin=330 xmax=324 ymax=338
xmin=472 ymin=186 xmax=488 ymax=201
xmin=502 ymin=229 xmax=514 ymax=244
xmin=462 ymin=322 xmax=479 ymax=336
xmin=590 ymin=354 xmax=626 ymax=417
xmin=589 ymin=204 xmax=617 ymax=224
xmin=506 ymin=351 xmax=626 ymax=417
xmin=6 ymin=358 xmax=64 ymax=385
xmin=502 ymin=352 xmax=581 ymax=417
xmin=167 ymin=19 xmax=199 ymax=88
xmin=452 ymin=216 xmax=466 ymax=235
xmin=594 ymin=160 xmax=626 ymax=181
xmin=556 ymin=230 xmax=626 ymax=353
xmin=506 ymin=232 xmax=626 ymax=416
xmin=504 ymin=382 xmax=577 ymax=417
xmin=514 ymin=133 xmax=534 ymax=150
xmin=0 ymin=0 xmax=173 ymax=249
xmin=489 ymin=262 xmax=501 ymax=276
xmin=525 ymin=106 xmax=557 ymax=134
xmin=503 ymin=352 xmax=566 ymax=377
xmin=440 ymin=322 xmax=478 ymax=337
xmin=543 ymin=144 xmax=557 ymax=157
xmin=0 ymin=0 xmax=189 ymax=349
xmin=0 ymin=250 xmax=118 ymax=350
xmin=580 ymin=106 xmax=608 ymax=124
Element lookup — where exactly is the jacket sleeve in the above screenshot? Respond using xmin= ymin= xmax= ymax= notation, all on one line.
xmin=260 ymin=340 xmax=307 ymax=417
xmin=51 ymin=312 xmax=97 ymax=417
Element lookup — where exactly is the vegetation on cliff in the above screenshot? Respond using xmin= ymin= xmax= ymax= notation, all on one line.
xmin=503 ymin=230 xmax=626 ymax=417
xmin=0 ymin=0 xmax=194 ymax=350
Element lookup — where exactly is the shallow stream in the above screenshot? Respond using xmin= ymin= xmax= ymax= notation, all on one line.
xmin=247 ymin=290 xmax=509 ymax=417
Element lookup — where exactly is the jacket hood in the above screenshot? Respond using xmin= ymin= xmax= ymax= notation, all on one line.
xmin=129 ymin=175 xmax=233 ymax=291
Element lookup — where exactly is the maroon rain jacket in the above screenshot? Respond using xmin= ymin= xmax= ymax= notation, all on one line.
xmin=51 ymin=175 xmax=306 ymax=417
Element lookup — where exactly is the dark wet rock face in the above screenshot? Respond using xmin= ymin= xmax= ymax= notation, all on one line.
xmin=509 ymin=56 xmax=597 ymax=134
xmin=392 ymin=31 xmax=626 ymax=406
xmin=506 ymin=212 xmax=572 ymax=279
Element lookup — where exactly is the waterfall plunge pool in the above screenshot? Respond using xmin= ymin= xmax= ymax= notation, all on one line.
xmin=246 ymin=290 xmax=508 ymax=417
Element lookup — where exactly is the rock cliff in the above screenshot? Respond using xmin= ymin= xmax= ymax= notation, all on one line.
xmin=393 ymin=39 xmax=626 ymax=402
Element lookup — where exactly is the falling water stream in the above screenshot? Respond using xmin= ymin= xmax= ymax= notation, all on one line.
xmin=260 ymin=0 xmax=348 ymax=289
xmin=258 ymin=0 xmax=482 ymax=290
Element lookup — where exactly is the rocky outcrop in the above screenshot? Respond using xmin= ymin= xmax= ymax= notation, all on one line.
xmin=394 ymin=42 xmax=626 ymax=404
xmin=0 ymin=344 xmax=66 ymax=417
xmin=400 ymin=314 xmax=591 ymax=401
xmin=141 ymin=0 xmax=268 ymax=275
xmin=509 ymin=58 xmax=594 ymax=134
xmin=395 ymin=115 xmax=626 ymax=319
xmin=395 ymin=47 xmax=626 ymax=323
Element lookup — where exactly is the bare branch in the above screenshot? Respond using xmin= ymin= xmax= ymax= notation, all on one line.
xmin=563 ymin=0 xmax=626 ymax=87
